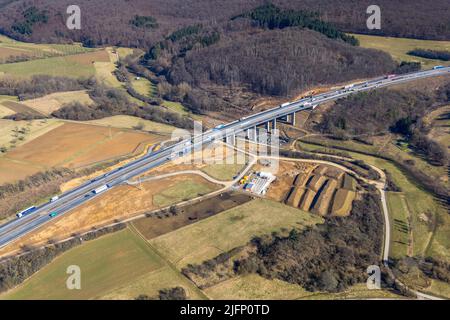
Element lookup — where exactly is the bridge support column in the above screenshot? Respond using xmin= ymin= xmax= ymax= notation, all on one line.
xmin=226 ymin=134 xmax=236 ymax=145
xmin=272 ymin=119 xmax=277 ymax=131
xmin=290 ymin=112 xmax=296 ymax=126
xmin=265 ymin=121 xmax=271 ymax=133
xmin=247 ymin=128 xmax=257 ymax=142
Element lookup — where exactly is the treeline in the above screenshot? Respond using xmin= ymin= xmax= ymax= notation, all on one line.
xmin=53 ymin=85 xmax=193 ymax=129
xmin=0 ymin=75 xmax=91 ymax=100
xmin=419 ymin=257 xmax=450 ymax=284
xmin=233 ymin=3 xmax=358 ymax=45
xmin=408 ymin=49 xmax=450 ymax=61
xmin=135 ymin=287 xmax=187 ymax=300
xmin=0 ymin=168 xmax=77 ymax=220
xmin=410 ymin=131 xmax=448 ymax=166
xmin=184 ymin=193 xmax=385 ymax=293
xmin=0 ymin=223 xmax=126 ymax=293
xmin=394 ymin=61 xmax=421 ymax=74
xmin=53 ymin=86 xmax=135 ymax=121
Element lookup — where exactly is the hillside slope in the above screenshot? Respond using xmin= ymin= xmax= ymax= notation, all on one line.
xmin=0 ymin=0 xmax=449 ymax=47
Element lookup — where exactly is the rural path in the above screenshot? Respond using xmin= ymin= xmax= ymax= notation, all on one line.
xmin=127 ymin=169 xmax=233 ymax=188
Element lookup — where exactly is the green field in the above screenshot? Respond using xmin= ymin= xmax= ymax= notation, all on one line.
xmin=153 ymin=179 xmax=220 ymax=207
xmin=150 ymin=199 xmax=323 ymax=269
xmin=0 ymin=35 xmax=92 ymax=63
xmin=205 ymin=274 xmax=402 ymax=300
xmin=386 ymin=192 xmax=411 ymax=259
xmin=353 ymin=34 xmax=450 ymax=68
xmin=99 ymin=263 xmax=205 ymax=299
xmin=1 ymin=227 xmax=205 ymax=300
xmin=201 ymin=162 xmax=246 ymax=181
xmin=130 ymin=77 xmax=156 ymax=97
xmin=0 ymin=55 xmax=95 ymax=78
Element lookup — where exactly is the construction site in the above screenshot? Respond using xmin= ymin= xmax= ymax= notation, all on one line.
xmin=284 ymin=165 xmax=358 ymax=217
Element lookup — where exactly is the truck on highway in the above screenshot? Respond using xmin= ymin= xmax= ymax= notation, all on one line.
xmin=213 ymin=124 xmax=225 ymax=131
xmin=385 ymin=74 xmax=396 ymax=79
xmin=16 ymin=206 xmax=36 ymax=218
xmin=433 ymin=65 xmax=445 ymax=70
xmin=280 ymin=102 xmax=290 ymax=107
xmin=50 ymin=195 xmax=59 ymax=202
xmin=92 ymin=184 xmax=109 ymax=194
xmin=344 ymin=84 xmax=354 ymax=90
xmin=343 ymin=83 xmax=358 ymax=91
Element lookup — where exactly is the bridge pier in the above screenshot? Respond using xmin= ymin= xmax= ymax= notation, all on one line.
xmin=247 ymin=126 xmax=257 ymax=141
xmin=287 ymin=112 xmax=296 ymax=125
xmin=226 ymin=134 xmax=236 ymax=145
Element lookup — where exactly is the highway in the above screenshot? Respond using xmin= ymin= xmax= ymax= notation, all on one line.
xmin=0 ymin=66 xmax=449 ymax=249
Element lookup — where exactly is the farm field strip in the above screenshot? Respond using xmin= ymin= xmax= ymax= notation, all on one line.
xmin=0 ymin=227 xmax=200 ymax=300
xmin=353 ymin=34 xmax=450 ymax=68
xmin=150 ymin=198 xmax=322 ymax=269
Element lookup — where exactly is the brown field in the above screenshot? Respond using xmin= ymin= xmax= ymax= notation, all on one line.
xmin=0 ymin=47 xmax=30 ymax=60
xmin=300 ymin=189 xmax=317 ymax=211
xmin=310 ymin=179 xmax=338 ymax=216
xmin=5 ymin=122 xmax=160 ymax=170
xmin=331 ymin=189 xmax=356 ymax=217
xmin=0 ymin=158 xmax=42 ymax=184
xmin=0 ymin=174 xmax=221 ymax=258
xmin=22 ymin=91 xmax=94 ymax=115
xmin=0 ymin=105 xmax=14 ymax=118
xmin=66 ymin=49 xmax=110 ymax=65
xmin=133 ymin=192 xmax=253 ymax=240
xmin=1 ymin=101 xmax=44 ymax=116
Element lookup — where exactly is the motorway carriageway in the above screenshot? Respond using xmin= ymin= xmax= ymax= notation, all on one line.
xmin=0 ymin=67 xmax=449 ymax=248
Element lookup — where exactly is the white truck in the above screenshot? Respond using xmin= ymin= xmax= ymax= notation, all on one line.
xmin=93 ymin=184 xmax=109 ymax=194
xmin=344 ymin=84 xmax=355 ymax=90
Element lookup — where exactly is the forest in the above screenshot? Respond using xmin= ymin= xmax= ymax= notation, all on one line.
xmin=183 ymin=193 xmax=386 ymax=293
xmin=142 ymin=19 xmax=395 ymax=114
xmin=0 ymin=75 xmax=92 ymax=100
xmin=0 ymin=0 xmax=449 ymax=46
